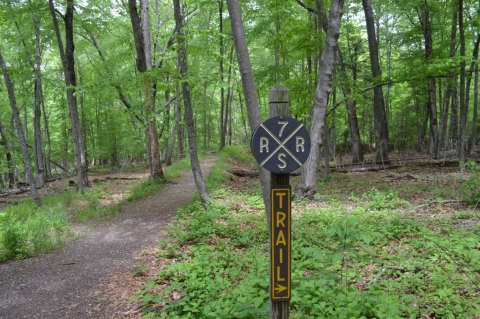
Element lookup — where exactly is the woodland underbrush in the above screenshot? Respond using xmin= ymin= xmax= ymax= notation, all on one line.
xmin=133 ymin=146 xmax=480 ymax=319
xmin=0 ymin=156 xmax=193 ymax=262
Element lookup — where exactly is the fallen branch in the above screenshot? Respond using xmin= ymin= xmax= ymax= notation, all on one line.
xmin=0 ymin=188 xmax=30 ymax=198
xmin=46 ymin=173 xmax=76 ymax=183
xmin=0 ymin=199 xmax=18 ymax=205
xmin=227 ymin=168 xmax=258 ymax=177
xmin=369 ymin=266 xmax=405 ymax=285
xmin=335 ymin=165 xmax=400 ymax=173
xmin=104 ymin=176 xmax=143 ymax=181
xmin=414 ymin=200 xmax=463 ymax=209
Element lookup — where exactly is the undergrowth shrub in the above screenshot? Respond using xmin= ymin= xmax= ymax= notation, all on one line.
xmin=133 ymin=146 xmax=480 ymax=318
xmin=207 ymin=145 xmax=254 ymax=189
xmin=362 ymin=188 xmax=408 ymax=210
xmin=134 ymin=190 xmax=480 ymax=318
xmin=0 ymin=202 xmax=68 ymax=262
xmin=461 ymin=160 xmax=480 ymax=206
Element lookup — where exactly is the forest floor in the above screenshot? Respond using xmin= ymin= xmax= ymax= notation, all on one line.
xmin=0 ymin=157 xmax=216 ymax=319
xmin=109 ymin=147 xmax=479 ymax=318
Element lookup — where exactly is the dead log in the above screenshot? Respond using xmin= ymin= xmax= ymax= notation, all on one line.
xmin=104 ymin=176 xmax=142 ymax=181
xmin=45 ymin=173 xmax=76 ymax=183
xmin=227 ymin=168 xmax=258 ymax=177
xmin=334 ymin=165 xmax=400 ymax=173
xmin=0 ymin=188 xmax=30 ymax=198
xmin=0 ymin=198 xmax=18 ymax=205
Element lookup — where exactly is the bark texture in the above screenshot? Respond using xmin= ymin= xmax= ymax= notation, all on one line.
xmin=0 ymin=117 xmax=15 ymax=188
xmin=0 ymin=52 xmax=41 ymax=207
xmin=173 ymin=0 xmax=210 ymax=203
xmin=336 ymin=47 xmax=363 ymax=163
xmin=440 ymin=1 xmax=458 ymax=151
xmin=219 ymin=0 xmax=226 ymax=150
xmin=419 ymin=2 xmax=438 ymax=158
xmin=49 ymin=0 xmax=89 ymax=193
xmin=297 ymin=0 xmax=344 ymax=198
xmin=128 ymin=0 xmax=165 ymax=180
xmin=458 ymin=0 xmax=466 ymax=170
xmin=362 ymin=0 xmax=389 ymax=163
xmin=226 ymin=0 xmax=271 ymax=209
xmin=33 ymin=16 xmax=45 ymax=187
xmin=467 ymin=33 xmax=480 ymax=152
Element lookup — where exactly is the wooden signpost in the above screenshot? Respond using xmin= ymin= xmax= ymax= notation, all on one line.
xmin=250 ymin=87 xmax=311 ymax=319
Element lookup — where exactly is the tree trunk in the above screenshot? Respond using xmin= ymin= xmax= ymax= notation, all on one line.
xmin=450 ymin=78 xmax=459 ymax=146
xmin=162 ymin=89 xmax=171 ymax=161
xmin=336 ymin=47 xmax=363 ymax=163
xmin=471 ymin=63 xmax=479 ymax=151
xmin=440 ymin=1 xmax=457 ymax=151
xmin=219 ymin=0 xmax=226 ymax=150
xmin=226 ymin=0 xmax=271 ymax=212
xmin=172 ymin=0 xmax=209 ymax=203
xmin=40 ymin=77 xmax=52 ymax=177
xmin=0 ymin=117 xmax=15 ymax=188
xmin=33 ymin=17 xmax=45 ymax=187
xmin=297 ymin=0 xmax=344 ymax=198
xmin=0 ymin=52 xmax=41 ymax=206
xmin=202 ymin=80 xmax=208 ymax=150
xmin=466 ymin=33 xmax=480 ymax=152
xmin=419 ymin=2 xmax=438 ymax=159
xmin=128 ymin=0 xmax=164 ymax=180
xmin=224 ymin=47 xmax=234 ymax=146
xmin=176 ymin=98 xmax=185 ymax=158
xmin=49 ymin=0 xmax=89 ymax=192
xmin=362 ymin=0 xmax=389 ymax=164
xmin=458 ymin=0 xmax=466 ymax=171
xmin=9 ymin=4 xmax=46 ymax=186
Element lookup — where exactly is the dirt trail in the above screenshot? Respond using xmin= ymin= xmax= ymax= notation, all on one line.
xmin=0 ymin=158 xmax=215 ymax=319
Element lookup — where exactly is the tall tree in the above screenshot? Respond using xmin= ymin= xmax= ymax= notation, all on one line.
xmin=297 ymin=0 xmax=344 ymax=197
xmin=49 ymin=0 xmax=89 ymax=193
xmin=172 ymin=0 xmax=209 ymax=203
xmin=127 ymin=0 xmax=165 ymax=180
xmin=467 ymin=33 xmax=480 ymax=152
xmin=362 ymin=0 xmax=389 ymax=163
xmin=219 ymin=0 xmax=226 ymax=150
xmin=418 ymin=1 xmax=438 ymax=158
xmin=226 ymin=0 xmax=271 ymax=220
xmin=458 ymin=0 xmax=466 ymax=170
xmin=8 ymin=1 xmax=46 ymax=186
xmin=336 ymin=47 xmax=363 ymax=163
xmin=440 ymin=0 xmax=458 ymax=151
xmin=33 ymin=17 xmax=45 ymax=186
xmin=0 ymin=51 xmax=41 ymax=207
xmin=0 ymin=117 xmax=14 ymax=188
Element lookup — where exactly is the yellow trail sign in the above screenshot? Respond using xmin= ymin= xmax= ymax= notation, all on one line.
xmin=271 ymin=187 xmax=291 ymax=301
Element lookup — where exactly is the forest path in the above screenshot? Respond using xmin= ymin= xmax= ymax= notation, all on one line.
xmin=0 ymin=157 xmax=216 ymax=319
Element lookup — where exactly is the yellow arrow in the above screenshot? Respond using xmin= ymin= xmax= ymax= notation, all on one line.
xmin=274 ymin=284 xmax=287 ymax=294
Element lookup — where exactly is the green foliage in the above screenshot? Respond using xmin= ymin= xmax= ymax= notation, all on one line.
xmin=127 ymin=180 xmax=166 ymax=204
xmin=134 ymin=188 xmax=480 ymax=318
xmin=0 ymin=202 xmax=69 ymax=262
xmin=361 ymin=188 xmax=408 ymax=210
xmin=207 ymin=145 xmax=254 ymax=189
xmin=220 ymin=145 xmax=254 ymax=164
xmin=133 ymin=262 xmax=148 ymax=277
xmin=128 ymin=157 xmax=192 ymax=204
xmin=134 ymin=155 xmax=480 ymax=318
xmin=461 ymin=161 xmax=480 ymax=206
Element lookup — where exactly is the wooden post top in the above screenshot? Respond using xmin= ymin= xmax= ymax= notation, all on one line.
xmin=269 ymin=86 xmax=290 ymax=117
xmin=269 ymin=86 xmax=290 ymax=104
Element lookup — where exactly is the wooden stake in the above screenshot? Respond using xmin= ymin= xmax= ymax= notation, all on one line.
xmin=269 ymin=86 xmax=290 ymax=319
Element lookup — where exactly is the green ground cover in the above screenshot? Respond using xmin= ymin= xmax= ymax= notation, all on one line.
xmin=134 ymin=146 xmax=480 ymax=319
xmin=0 ymin=157 xmax=194 ymax=262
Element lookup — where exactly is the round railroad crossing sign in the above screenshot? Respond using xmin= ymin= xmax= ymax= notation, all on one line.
xmin=251 ymin=116 xmax=311 ymax=174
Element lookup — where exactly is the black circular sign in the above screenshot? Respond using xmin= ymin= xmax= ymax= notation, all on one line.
xmin=250 ymin=116 xmax=311 ymax=174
